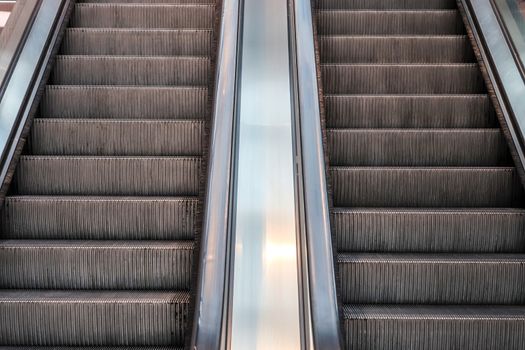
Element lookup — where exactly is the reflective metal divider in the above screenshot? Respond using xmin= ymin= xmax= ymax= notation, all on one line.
xmin=192 ymin=0 xmax=342 ymax=348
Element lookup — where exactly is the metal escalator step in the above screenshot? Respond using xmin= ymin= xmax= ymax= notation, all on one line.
xmin=52 ymin=56 xmax=210 ymax=86
xmin=333 ymin=208 xmax=525 ymax=252
xmin=0 ymin=290 xmax=189 ymax=346
xmin=0 ymin=347 xmax=181 ymax=350
xmin=344 ymin=305 xmax=525 ymax=350
xmin=16 ymin=156 xmax=201 ymax=196
xmin=330 ymin=167 xmax=524 ymax=207
xmin=321 ymin=64 xmax=484 ymax=94
xmin=71 ymin=4 xmax=213 ymax=29
xmin=316 ymin=10 xmax=465 ymax=35
xmin=318 ymin=35 xmax=474 ymax=63
xmin=0 ymin=240 xmax=193 ymax=290
xmin=40 ymin=86 xmax=207 ymax=119
xmin=339 ymin=253 xmax=525 ymax=304
xmin=324 ymin=95 xmax=495 ymax=128
xmin=61 ymin=29 xmax=211 ymax=56
xmin=317 ymin=0 xmax=457 ymax=10
xmin=327 ymin=129 xmax=508 ymax=166
xmin=31 ymin=119 xmax=203 ymax=156
xmin=80 ymin=0 xmax=212 ymax=3
xmin=1 ymin=196 xmax=197 ymax=240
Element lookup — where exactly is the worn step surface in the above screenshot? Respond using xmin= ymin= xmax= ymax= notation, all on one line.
xmin=318 ymin=36 xmax=474 ymax=63
xmin=52 ymin=56 xmax=210 ymax=86
xmin=0 ymin=240 xmax=193 ymax=289
xmin=317 ymin=0 xmax=457 ymax=10
xmin=316 ymin=10 xmax=465 ymax=35
xmin=327 ymin=129 xmax=509 ymax=166
xmin=61 ymin=29 xmax=212 ymax=56
xmin=15 ymin=156 xmax=201 ymax=196
xmin=0 ymin=291 xmax=189 ymax=346
xmin=333 ymin=208 xmax=525 ymax=253
xmin=1 ymin=196 xmax=198 ymax=240
xmin=30 ymin=119 xmax=204 ymax=156
xmin=321 ymin=64 xmax=484 ymax=94
xmin=71 ymin=4 xmax=213 ymax=29
xmin=344 ymin=305 xmax=525 ymax=350
xmin=324 ymin=94 xmax=495 ymax=128
xmin=339 ymin=253 xmax=525 ymax=304
xmin=40 ymin=86 xmax=207 ymax=119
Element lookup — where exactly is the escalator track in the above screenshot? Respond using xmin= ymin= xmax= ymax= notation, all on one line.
xmin=0 ymin=0 xmax=215 ymax=347
xmin=314 ymin=0 xmax=525 ymax=348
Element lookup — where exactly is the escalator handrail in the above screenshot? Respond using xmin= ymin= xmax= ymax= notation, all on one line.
xmin=190 ymin=0 xmax=240 ymax=348
xmin=292 ymin=0 xmax=343 ymax=348
xmin=0 ymin=0 xmax=73 ymax=194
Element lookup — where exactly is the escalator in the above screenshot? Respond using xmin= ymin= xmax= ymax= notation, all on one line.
xmin=0 ymin=0 xmax=215 ymax=347
xmin=314 ymin=0 xmax=525 ymax=348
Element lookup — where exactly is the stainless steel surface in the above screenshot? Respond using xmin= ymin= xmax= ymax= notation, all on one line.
xmin=0 ymin=0 xmax=67 ymax=186
xmin=228 ymin=0 xmax=303 ymax=348
xmin=292 ymin=0 xmax=342 ymax=348
xmin=492 ymin=0 xmax=525 ymax=70
xmin=190 ymin=0 xmax=240 ymax=348
xmin=463 ymin=0 xmax=525 ymax=170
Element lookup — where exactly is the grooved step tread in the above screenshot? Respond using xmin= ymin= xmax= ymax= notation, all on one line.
xmin=0 ymin=240 xmax=193 ymax=290
xmin=61 ymin=28 xmax=212 ymax=56
xmin=31 ymin=119 xmax=204 ymax=156
xmin=333 ymin=208 xmax=525 ymax=253
xmin=1 ymin=196 xmax=199 ymax=240
xmin=316 ymin=10 xmax=465 ymax=35
xmin=317 ymin=0 xmax=457 ymax=10
xmin=40 ymin=86 xmax=207 ymax=119
xmin=324 ymin=94 xmax=495 ymax=128
xmin=318 ymin=35 xmax=474 ymax=63
xmin=327 ymin=129 xmax=508 ymax=166
xmin=0 ymin=290 xmax=189 ymax=346
xmin=71 ymin=3 xmax=214 ymax=29
xmin=52 ymin=56 xmax=210 ymax=86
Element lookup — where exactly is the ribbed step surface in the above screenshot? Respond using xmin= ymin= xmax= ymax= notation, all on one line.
xmin=1 ymin=0 xmax=214 ymax=346
xmin=333 ymin=208 xmax=525 ymax=252
xmin=52 ymin=56 xmax=210 ymax=85
xmin=30 ymin=119 xmax=204 ymax=156
xmin=40 ymin=86 xmax=207 ymax=119
xmin=339 ymin=253 xmax=525 ymax=304
xmin=16 ymin=156 xmax=201 ymax=195
xmin=71 ymin=4 xmax=213 ymax=29
xmin=0 ymin=291 xmax=189 ymax=346
xmin=344 ymin=305 xmax=525 ymax=350
xmin=318 ymin=36 xmax=474 ymax=63
xmin=321 ymin=64 xmax=484 ymax=94
xmin=327 ymin=129 xmax=509 ymax=166
xmin=0 ymin=240 xmax=193 ymax=289
xmin=1 ymin=197 xmax=198 ymax=240
xmin=61 ymin=29 xmax=212 ymax=56
xmin=317 ymin=0 xmax=457 ymax=9
xmin=316 ymin=10 xmax=465 ymax=35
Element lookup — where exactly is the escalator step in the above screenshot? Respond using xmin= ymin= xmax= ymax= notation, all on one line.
xmin=339 ymin=253 xmax=525 ymax=304
xmin=318 ymin=35 xmax=474 ymax=63
xmin=317 ymin=0 xmax=456 ymax=10
xmin=330 ymin=167 xmax=524 ymax=207
xmin=0 ymin=240 xmax=193 ymax=290
xmin=40 ymin=86 xmax=207 ymax=119
xmin=16 ymin=156 xmax=201 ymax=196
xmin=71 ymin=4 xmax=213 ymax=29
xmin=1 ymin=196 xmax=197 ymax=240
xmin=52 ymin=56 xmax=210 ymax=86
xmin=344 ymin=305 xmax=525 ymax=350
xmin=324 ymin=95 xmax=495 ymax=128
xmin=327 ymin=129 xmax=508 ymax=166
xmin=31 ymin=119 xmax=204 ymax=156
xmin=61 ymin=28 xmax=212 ymax=56
xmin=316 ymin=10 xmax=465 ymax=35
xmin=333 ymin=208 xmax=525 ymax=253
xmin=321 ymin=64 xmax=484 ymax=94
xmin=80 ymin=0 xmax=212 ymax=3
xmin=0 ymin=291 xmax=189 ymax=346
